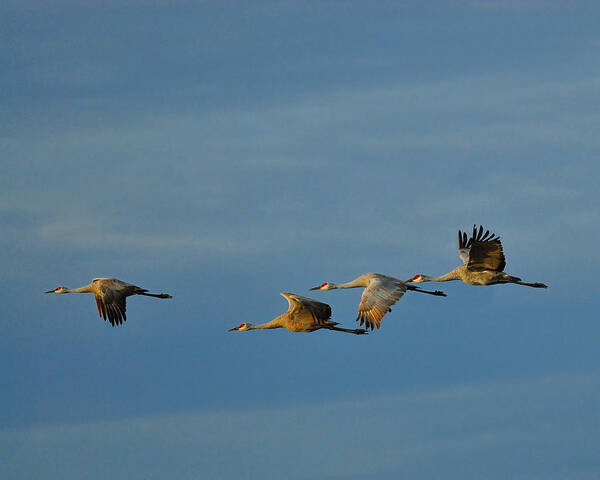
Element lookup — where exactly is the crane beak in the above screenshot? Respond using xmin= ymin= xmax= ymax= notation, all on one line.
xmin=228 ymin=327 xmax=239 ymax=332
xmin=309 ymin=285 xmax=321 ymax=290
xmin=44 ymin=289 xmax=55 ymax=294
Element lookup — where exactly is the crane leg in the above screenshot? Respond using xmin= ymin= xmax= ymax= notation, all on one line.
xmin=326 ymin=326 xmax=368 ymax=335
xmin=407 ymin=285 xmax=447 ymax=296
xmin=516 ymin=281 xmax=548 ymax=288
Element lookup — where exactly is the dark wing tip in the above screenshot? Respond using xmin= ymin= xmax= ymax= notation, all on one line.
xmin=458 ymin=230 xmax=470 ymax=249
xmin=467 ymin=225 xmax=502 ymax=245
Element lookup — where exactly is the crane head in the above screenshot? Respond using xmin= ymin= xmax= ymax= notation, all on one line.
xmin=310 ymin=282 xmax=332 ymax=290
xmin=408 ymin=275 xmax=423 ymax=283
xmin=45 ymin=286 xmax=66 ymax=294
xmin=228 ymin=323 xmax=250 ymax=332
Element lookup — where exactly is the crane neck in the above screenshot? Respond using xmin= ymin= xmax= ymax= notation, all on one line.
xmin=331 ymin=278 xmax=365 ymax=289
xmin=64 ymin=284 xmax=95 ymax=293
xmin=248 ymin=317 xmax=283 ymax=330
xmin=422 ymin=268 xmax=463 ymax=283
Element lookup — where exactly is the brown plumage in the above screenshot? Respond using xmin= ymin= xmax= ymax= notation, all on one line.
xmin=45 ymin=277 xmax=172 ymax=326
xmin=229 ymin=292 xmax=368 ymax=334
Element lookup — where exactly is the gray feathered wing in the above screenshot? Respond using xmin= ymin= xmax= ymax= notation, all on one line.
xmin=356 ymin=276 xmax=407 ymax=330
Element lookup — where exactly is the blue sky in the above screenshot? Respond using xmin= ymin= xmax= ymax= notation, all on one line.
xmin=1 ymin=1 xmax=599 ymax=478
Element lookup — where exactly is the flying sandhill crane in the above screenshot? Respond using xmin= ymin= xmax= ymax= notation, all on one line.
xmin=228 ymin=292 xmax=368 ymax=335
xmin=409 ymin=225 xmax=548 ymax=288
xmin=45 ymin=277 xmax=172 ymax=326
xmin=309 ymin=273 xmax=446 ymax=331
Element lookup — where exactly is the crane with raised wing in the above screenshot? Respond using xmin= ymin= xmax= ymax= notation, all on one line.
xmin=409 ymin=225 xmax=548 ymax=288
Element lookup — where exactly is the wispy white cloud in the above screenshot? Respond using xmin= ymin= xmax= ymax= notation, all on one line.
xmin=3 ymin=28 xmax=599 ymax=273
xmin=2 ymin=371 xmax=598 ymax=480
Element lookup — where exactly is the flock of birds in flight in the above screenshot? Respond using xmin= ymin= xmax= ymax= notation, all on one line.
xmin=45 ymin=225 xmax=547 ymax=334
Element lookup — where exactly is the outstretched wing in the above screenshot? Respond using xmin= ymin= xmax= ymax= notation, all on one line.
xmin=459 ymin=225 xmax=506 ymax=272
xmin=281 ymin=292 xmax=332 ymax=327
xmin=356 ymin=275 xmax=407 ymax=330
xmin=94 ymin=283 xmax=128 ymax=327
